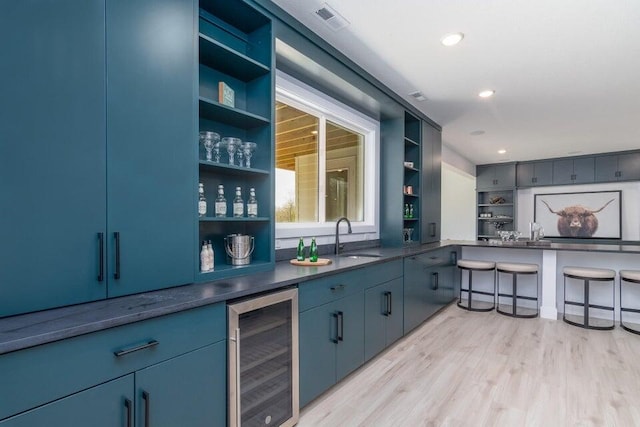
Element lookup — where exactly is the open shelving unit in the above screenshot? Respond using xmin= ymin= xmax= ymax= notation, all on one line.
xmin=197 ymin=0 xmax=274 ymax=280
xmin=403 ymin=112 xmax=421 ymax=244
xmin=476 ymin=190 xmax=517 ymax=240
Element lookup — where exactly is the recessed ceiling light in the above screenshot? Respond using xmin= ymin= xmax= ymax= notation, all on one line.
xmin=478 ymin=90 xmax=495 ymax=98
xmin=498 ymin=149 xmax=507 ymax=154
xmin=441 ymin=32 xmax=464 ymax=46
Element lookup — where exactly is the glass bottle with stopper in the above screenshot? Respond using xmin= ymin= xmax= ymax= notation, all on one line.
xmin=215 ymin=185 xmax=227 ymax=217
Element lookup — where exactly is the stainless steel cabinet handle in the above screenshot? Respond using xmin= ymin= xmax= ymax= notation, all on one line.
xmin=114 ymin=231 xmax=121 ymax=280
xmin=113 ymin=340 xmax=159 ymax=357
xmin=233 ymin=328 xmax=241 ymax=425
xmin=383 ymin=291 xmax=392 ymax=316
xmin=330 ymin=284 xmax=345 ymax=292
xmin=98 ymin=232 xmax=104 ymax=282
xmin=387 ymin=291 xmax=392 ymax=316
xmin=142 ymin=391 xmax=150 ymax=427
xmin=124 ymin=398 xmax=132 ymax=427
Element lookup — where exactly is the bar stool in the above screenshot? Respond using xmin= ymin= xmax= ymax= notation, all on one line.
xmin=457 ymin=260 xmax=496 ymax=312
xmin=496 ymin=262 xmax=539 ymax=318
xmin=620 ymin=270 xmax=640 ymax=335
xmin=563 ymin=266 xmax=615 ymax=330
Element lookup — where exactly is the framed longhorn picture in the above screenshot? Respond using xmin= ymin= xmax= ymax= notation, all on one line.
xmin=534 ymin=190 xmax=622 ymax=239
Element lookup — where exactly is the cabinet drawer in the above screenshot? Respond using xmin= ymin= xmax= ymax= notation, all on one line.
xmin=407 ymin=248 xmax=455 ymax=267
xmin=0 ymin=303 xmax=224 ymax=421
xmin=299 ymin=260 xmax=402 ymax=312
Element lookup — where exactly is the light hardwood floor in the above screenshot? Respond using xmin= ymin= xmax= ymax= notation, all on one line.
xmin=297 ymin=304 xmax=640 ymax=426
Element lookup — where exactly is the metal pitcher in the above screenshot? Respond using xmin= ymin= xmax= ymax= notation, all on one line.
xmin=224 ymin=234 xmax=255 ymax=265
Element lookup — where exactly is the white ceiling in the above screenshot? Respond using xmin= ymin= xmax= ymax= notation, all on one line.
xmin=270 ymin=0 xmax=640 ymax=165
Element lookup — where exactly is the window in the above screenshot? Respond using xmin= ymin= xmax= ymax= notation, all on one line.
xmin=275 ymin=72 xmax=378 ymax=242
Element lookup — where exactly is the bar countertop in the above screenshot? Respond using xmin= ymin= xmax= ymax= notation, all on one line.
xmin=2 ymin=239 xmax=639 ymax=354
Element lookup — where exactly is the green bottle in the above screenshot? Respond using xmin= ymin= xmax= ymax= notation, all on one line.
xmin=296 ymin=237 xmax=305 ymax=261
xmin=309 ymin=237 xmax=318 ymax=262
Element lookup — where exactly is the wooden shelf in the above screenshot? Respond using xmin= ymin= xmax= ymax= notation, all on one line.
xmin=199 ymin=97 xmax=269 ymax=128
xmin=199 ymin=161 xmax=269 ymax=176
xmin=198 ymin=260 xmax=272 ymax=278
xmin=478 ymin=203 xmax=514 ymax=207
xmin=403 ymin=218 xmax=419 ymax=222
xmin=478 ymin=217 xmax=513 ymax=221
xmin=404 ymin=166 xmax=420 ymax=172
xmin=403 ymin=193 xmax=419 ymax=198
xmin=199 ymin=33 xmax=270 ymax=81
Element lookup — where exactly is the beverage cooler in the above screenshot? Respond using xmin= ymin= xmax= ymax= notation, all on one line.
xmin=228 ymin=288 xmax=299 ymax=427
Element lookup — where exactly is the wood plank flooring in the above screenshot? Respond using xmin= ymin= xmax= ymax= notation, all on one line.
xmin=297 ymin=304 xmax=640 ymax=426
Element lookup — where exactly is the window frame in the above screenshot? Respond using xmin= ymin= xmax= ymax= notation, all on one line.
xmin=275 ymin=71 xmax=380 ymax=246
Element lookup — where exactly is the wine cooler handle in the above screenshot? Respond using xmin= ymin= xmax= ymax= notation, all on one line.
xmin=331 ymin=312 xmax=339 ymax=343
xmin=114 ymin=232 xmax=121 ymax=280
xmin=124 ymin=398 xmax=132 ymax=427
xmin=142 ymin=391 xmax=150 ymax=427
xmin=234 ymin=328 xmax=241 ymax=425
xmin=337 ymin=311 xmax=344 ymax=342
xmin=98 ymin=232 xmax=104 ymax=282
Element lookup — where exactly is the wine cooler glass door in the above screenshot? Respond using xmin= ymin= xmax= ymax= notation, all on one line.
xmin=228 ymin=288 xmax=299 ymax=427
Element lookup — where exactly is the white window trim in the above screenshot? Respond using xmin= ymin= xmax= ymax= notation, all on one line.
xmin=275 ymin=71 xmax=380 ymax=248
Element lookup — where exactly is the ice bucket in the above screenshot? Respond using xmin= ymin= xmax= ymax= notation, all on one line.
xmin=224 ymin=234 xmax=255 ymax=265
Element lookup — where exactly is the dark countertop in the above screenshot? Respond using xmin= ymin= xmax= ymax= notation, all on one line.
xmin=2 ymin=239 xmax=639 ymax=355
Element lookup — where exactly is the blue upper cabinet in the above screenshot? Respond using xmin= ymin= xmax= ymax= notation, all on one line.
xmin=106 ymin=0 xmax=196 ymax=297
xmin=0 ymin=0 xmax=107 ymax=317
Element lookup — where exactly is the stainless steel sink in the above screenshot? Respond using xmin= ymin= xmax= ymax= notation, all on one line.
xmin=339 ymin=253 xmax=382 ymax=259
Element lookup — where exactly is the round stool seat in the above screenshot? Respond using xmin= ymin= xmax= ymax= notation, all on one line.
xmin=457 ymin=259 xmax=495 ymax=270
xmin=563 ymin=266 xmax=615 ymax=280
xmin=620 ymin=270 xmax=640 ymax=283
xmin=496 ymin=262 xmax=538 ymax=274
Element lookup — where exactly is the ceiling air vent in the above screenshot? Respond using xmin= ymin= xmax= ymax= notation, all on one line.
xmin=409 ymin=91 xmax=427 ymax=101
xmin=313 ymin=3 xmax=349 ymax=31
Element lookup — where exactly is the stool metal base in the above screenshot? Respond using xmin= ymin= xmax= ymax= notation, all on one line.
xmin=457 ymin=266 xmax=495 ymax=312
xmin=563 ymin=274 xmax=615 ymax=330
xmin=620 ymin=275 xmax=640 ymax=335
xmin=496 ymin=269 xmax=538 ymax=319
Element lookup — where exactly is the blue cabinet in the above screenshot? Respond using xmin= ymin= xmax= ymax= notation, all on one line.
xmin=403 ymin=249 xmax=457 ymax=333
xmin=552 ymin=157 xmax=594 ymax=185
xmin=0 ymin=0 xmax=197 ymax=317
xmin=135 ymin=343 xmax=226 ymax=427
xmin=0 ymin=375 xmax=134 ymax=427
xmin=105 ymin=0 xmax=195 ymax=297
xmin=364 ymin=277 xmax=403 ymax=361
xmin=595 ymin=152 xmax=640 ymax=182
xmin=516 ymin=161 xmax=553 ymax=187
xmin=477 ymin=164 xmax=516 ymax=190
xmin=0 ymin=0 xmax=107 ymax=317
xmin=421 ymin=122 xmax=442 ymax=243
xmin=299 ymin=291 xmax=364 ymax=407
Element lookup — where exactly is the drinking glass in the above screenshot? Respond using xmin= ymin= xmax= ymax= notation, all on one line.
xmin=221 ymin=137 xmax=241 ymax=166
xmin=199 ymin=131 xmax=220 ymax=162
xmin=242 ymin=142 xmax=257 ymax=168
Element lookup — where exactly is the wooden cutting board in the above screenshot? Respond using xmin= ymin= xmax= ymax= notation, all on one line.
xmin=290 ymin=258 xmax=332 ymax=266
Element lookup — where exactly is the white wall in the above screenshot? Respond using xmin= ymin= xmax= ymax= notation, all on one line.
xmin=516 ymin=181 xmax=640 ymax=240
xmin=440 ymin=145 xmax=477 ymax=241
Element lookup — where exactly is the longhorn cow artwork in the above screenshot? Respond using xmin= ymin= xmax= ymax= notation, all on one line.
xmin=534 ymin=191 xmax=622 ymax=239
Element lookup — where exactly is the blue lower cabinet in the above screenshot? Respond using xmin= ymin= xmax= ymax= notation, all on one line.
xmin=0 ymin=375 xmax=134 ymax=427
xmin=135 ymin=342 xmax=226 ymax=427
xmin=299 ymin=292 xmax=364 ymax=407
xmin=364 ymin=278 xmax=404 ymax=361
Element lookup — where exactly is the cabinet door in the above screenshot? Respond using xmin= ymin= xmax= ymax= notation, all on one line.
xmin=533 ymin=161 xmax=553 ymax=186
xmin=516 ymin=163 xmax=535 ymax=187
xmin=552 ymin=159 xmax=574 ymax=185
xmin=335 ymin=292 xmax=365 ymax=382
xmin=493 ymin=164 xmax=516 ymax=187
xmin=404 ymin=255 xmax=440 ymax=332
xmin=299 ymin=303 xmax=338 ymax=407
xmin=0 ymin=375 xmax=133 ymax=427
xmin=618 ymin=152 xmax=640 ymax=181
xmin=385 ymin=278 xmax=405 ymax=347
xmin=476 ymin=165 xmax=495 ymax=189
xmin=364 ymin=284 xmax=387 ymax=362
xmin=594 ymin=155 xmax=618 ymax=182
xmin=421 ymin=123 xmax=441 ymax=243
xmin=572 ymin=157 xmax=595 ymax=184
xmin=135 ymin=343 xmax=226 ymax=427
xmin=105 ymin=0 xmax=195 ymax=297
xmin=0 ymin=0 xmax=107 ymax=317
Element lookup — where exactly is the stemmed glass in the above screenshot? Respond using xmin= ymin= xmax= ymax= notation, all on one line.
xmin=242 ymin=142 xmax=257 ymax=168
xmin=221 ymin=137 xmax=241 ymax=166
xmin=212 ymin=139 xmax=222 ymax=163
xmin=199 ymin=131 xmax=220 ymax=162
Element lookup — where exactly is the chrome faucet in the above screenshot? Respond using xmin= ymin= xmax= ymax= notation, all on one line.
xmin=335 ymin=217 xmax=352 ymax=255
